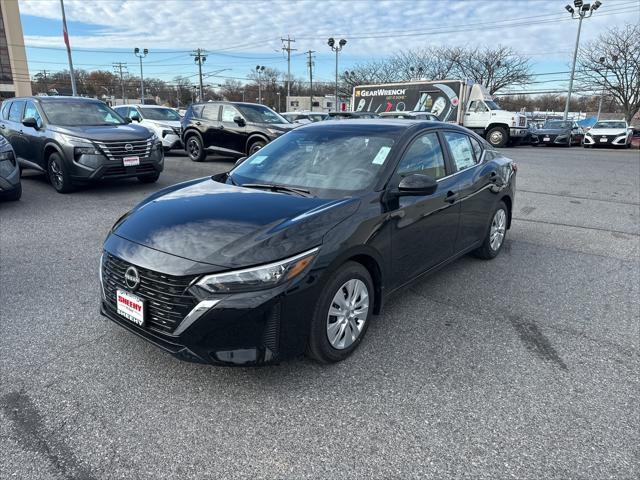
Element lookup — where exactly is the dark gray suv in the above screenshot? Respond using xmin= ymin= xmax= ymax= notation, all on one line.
xmin=0 ymin=97 xmax=164 ymax=193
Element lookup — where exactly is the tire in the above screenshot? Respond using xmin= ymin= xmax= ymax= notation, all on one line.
xmin=185 ymin=134 xmax=205 ymax=162
xmin=486 ymin=127 xmax=508 ymax=148
xmin=473 ymin=201 xmax=508 ymax=260
xmin=47 ymin=152 xmax=74 ymax=193
xmin=306 ymin=261 xmax=374 ymax=364
xmin=247 ymin=139 xmax=266 ymax=155
xmin=3 ymin=183 xmax=21 ymax=201
xmin=137 ymin=171 xmax=160 ymax=183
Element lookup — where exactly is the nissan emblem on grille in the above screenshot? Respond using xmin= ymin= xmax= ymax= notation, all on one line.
xmin=124 ymin=266 xmax=140 ymax=290
xmin=124 ymin=143 xmax=133 ymax=152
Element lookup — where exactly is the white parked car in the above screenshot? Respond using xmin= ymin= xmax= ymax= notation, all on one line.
xmin=583 ymin=120 xmax=633 ymax=148
xmin=113 ymin=105 xmax=182 ymax=151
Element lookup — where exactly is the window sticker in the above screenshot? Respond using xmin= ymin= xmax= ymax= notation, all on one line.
xmin=372 ymin=146 xmax=391 ymax=165
xmin=250 ymin=155 xmax=268 ymax=165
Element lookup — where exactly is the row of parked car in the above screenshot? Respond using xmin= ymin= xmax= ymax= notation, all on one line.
xmin=0 ymin=95 xmax=637 ymax=201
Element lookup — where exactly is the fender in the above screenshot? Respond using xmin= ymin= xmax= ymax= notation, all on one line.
xmin=182 ymin=128 xmax=202 ymax=144
xmin=41 ymin=141 xmax=66 ymax=170
xmin=245 ymin=133 xmax=269 ymax=154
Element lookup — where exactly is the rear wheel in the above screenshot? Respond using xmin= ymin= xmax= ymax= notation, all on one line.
xmin=486 ymin=127 xmax=508 ymax=148
xmin=473 ymin=201 xmax=508 ymax=260
xmin=137 ymin=171 xmax=160 ymax=183
xmin=186 ymin=135 xmax=205 ymax=162
xmin=306 ymin=261 xmax=373 ymax=363
xmin=48 ymin=152 xmax=74 ymax=193
xmin=247 ymin=139 xmax=266 ymax=155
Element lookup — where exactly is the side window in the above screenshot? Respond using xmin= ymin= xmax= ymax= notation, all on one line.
xmin=23 ymin=101 xmax=42 ymax=127
xmin=0 ymin=101 xmax=11 ymax=120
xmin=8 ymin=100 xmax=25 ymax=123
xmin=397 ymin=132 xmax=446 ymax=179
xmin=469 ymin=136 xmax=483 ymax=163
xmin=221 ymin=105 xmax=240 ymax=123
xmin=129 ymin=108 xmax=141 ymax=120
xmin=443 ymin=132 xmax=477 ymax=171
xmin=202 ymin=105 xmax=219 ymax=121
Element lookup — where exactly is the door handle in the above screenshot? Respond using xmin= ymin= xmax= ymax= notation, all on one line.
xmin=445 ymin=191 xmax=458 ymax=204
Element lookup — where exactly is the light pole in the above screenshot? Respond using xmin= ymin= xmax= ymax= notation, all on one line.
xmin=409 ymin=66 xmax=424 ymax=81
xmin=328 ymin=38 xmax=346 ymax=112
xmin=596 ymin=54 xmax=617 ymax=120
xmin=276 ymin=92 xmax=281 ymax=112
xmin=563 ymin=0 xmax=602 ymax=120
xmin=134 ymin=47 xmax=148 ymax=104
xmin=255 ymin=65 xmax=265 ymax=104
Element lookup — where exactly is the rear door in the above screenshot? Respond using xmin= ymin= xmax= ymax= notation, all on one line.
xmin=218 ymin=104 xmax=247 ymax=154
xmin=200 ymin=103 xmax=221 ymax=147
xmin=441 ymin=131 xmax=495 ymax=251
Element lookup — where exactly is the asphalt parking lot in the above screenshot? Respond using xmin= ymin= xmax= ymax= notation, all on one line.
xmin=1 ymin=146 xmax=638 ymax=479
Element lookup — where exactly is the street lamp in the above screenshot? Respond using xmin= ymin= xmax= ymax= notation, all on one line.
xmin=409 ymin=66 xmax=424 ymax=81
xmin=563 ymin=0 xmax=602 ymax=120
xmin=328 ymin=38 xmax=347 ymax=112
xmin=134 ymin=47 xmax=148 ymax=104
xmin=256 ymin=65 xmax=265 ymax=104
xmin=596 ymin=54 xmax=618 ymax=119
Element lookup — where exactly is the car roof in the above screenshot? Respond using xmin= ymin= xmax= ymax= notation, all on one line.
xmin=191 ymin=101 xmax=267 ymax=108
xmin=296 ymin=118 xmax=449 ymax=130
xmin=12 ymin=96 xmax=103 ymax=103
xmin=116 ymin=104 xmax=170 ymax=108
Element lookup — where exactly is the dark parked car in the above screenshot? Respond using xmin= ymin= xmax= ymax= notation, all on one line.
xmin=530 ymin=120 xmax=583 ymax=147
xmin=100 ymin=120 xmax=516 ymax=366
xmin=0 ymin=135 xmax=21 ymax=201
xmin=328 ymin=111 xmax=379 ymax=120
xmin=0 ymin=97 xmax=163 ymax=193
xmin=379 ymin=111 xmax=439 ymax=121
xmin=181 ymin=101 xmax=295 ymax=162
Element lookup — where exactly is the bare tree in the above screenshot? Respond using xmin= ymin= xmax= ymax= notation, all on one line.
xmin=578 ymin=24 xmax=640 ymax=123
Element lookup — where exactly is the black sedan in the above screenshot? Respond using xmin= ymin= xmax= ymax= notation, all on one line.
xmin=100 ymin=120 xmax=516 ymax=365
xmin=531 ymin=120 xmax=583 ymax=146
xmin=0 ymin=135 xmax=21 ymax=201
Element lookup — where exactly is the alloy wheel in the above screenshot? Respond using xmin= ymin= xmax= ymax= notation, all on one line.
xmin=49 ymin=158 xmax=63 ymax=189
xmin=489 ymin=130 xmax=504 ymax=145
xmin=326 ymin=279 xmax=369 ymax=350
xmin=188 ymin=138 xmax=200 ymax=158
xmin=490 ymin=208 xmax=507 ymax=251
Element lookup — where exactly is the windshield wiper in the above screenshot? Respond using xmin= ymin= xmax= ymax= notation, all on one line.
xmin=241 ymin=183 xmax=312 ymax=197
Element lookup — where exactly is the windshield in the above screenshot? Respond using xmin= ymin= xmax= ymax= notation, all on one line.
xmin=236 ymin=104 xmax=287 ymax=124
xmin=41 ymin=101 xmax=125 ymax=126
xmin=229 ymin=127 xmax=396 ymax=196
xmin=484 ymin=100 xmax=502 ymax=110
xmin=593 ymin=121 xmax=626 ymax=129
xmin=140 ymin=107 xmax=181 ymax=121
xmin=544 ymin=121 xmax=573 ymax=129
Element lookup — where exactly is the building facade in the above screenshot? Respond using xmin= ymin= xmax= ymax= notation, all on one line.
xmin=286 ymin=95 xmax=337 ymax=113
xmin=0 ymin=0 xmax=31 ymax=99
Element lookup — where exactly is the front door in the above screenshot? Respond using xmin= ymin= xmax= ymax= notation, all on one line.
xmin=387 ymin=131 xmax=461 ymax=286
xmin=20 ymin=100 xmax=47 ymax=168
xmin=464 ymin=100 xmax=491 ymax=129
xmin=218 ymin=104 xmax=247 ymax=154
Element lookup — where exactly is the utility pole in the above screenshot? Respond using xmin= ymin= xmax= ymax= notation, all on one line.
xmin=60 ymin=0 xmax=77 ymax=96
xmin=306 ymin=50 xmax=315 ymax=112
xmin=191 ymin=48 xmax=207 ymax=102
xmin=281 ymin=36 xmax=296 ymax=110
xmin=113 ymin=62 xmax=127 ymax=104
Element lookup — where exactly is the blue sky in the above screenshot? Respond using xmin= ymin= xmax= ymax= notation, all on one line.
xmin=16 ymin=0 xmax=639 ymax=93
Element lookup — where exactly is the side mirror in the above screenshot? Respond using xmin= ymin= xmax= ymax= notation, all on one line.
xmin=234 ymin=156 xmax=247 ymax=167
xmin=22 ymin=117 xmax=39 ymax=129
xmin=233 ymin=115 xmax=246 ymax=127
xmin=130 ymin=115 xmax=141 ymax=122
xmin=397 ymin=174 xmax=438 ymax=196
xmin=124 ymin=117 xmax=132 ymax=124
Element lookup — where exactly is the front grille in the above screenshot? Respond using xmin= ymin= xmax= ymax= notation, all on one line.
xmin=541 ymin=134 xmax=557 ymax=142
xmin=103 ymin=164 xmax=156 ymax=177
xmin=102 ymin=254 xmax=198 ymax=334
xmin=95 ymin=138 xmax=152 ymax=160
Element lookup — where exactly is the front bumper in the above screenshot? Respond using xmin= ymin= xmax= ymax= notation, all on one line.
xmin=531 ymin=133 xmax=571 ymax=145
xmin=70 ymin=149 xmax=164 ymax=181
xmin=99 ymin=249 xmax=323 ymax=366
xmin=161 ymin=133 xmax=182 ymax=150
xmin=583 ymin=134 xmax=629 ymax=146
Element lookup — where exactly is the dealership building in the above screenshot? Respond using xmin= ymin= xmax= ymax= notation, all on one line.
xmin=0 ymin=0 xmax=31 ymax=99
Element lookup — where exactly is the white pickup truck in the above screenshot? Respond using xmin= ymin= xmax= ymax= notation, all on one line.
xmin=352 ymin=80 xmax=528 ymax=147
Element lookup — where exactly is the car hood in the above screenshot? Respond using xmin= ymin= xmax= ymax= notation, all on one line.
xmin=112 ymin=177 xmax=359 ymax=269
xmin=535 ymin=128 xmax=570 ymax=135
xmin=50 ymin=124 xmax=152 ymax=141
xmin=143 ymin=119 xmax=181 ymax=129
xmin=587 ymin=127 xmax=627 ymax=135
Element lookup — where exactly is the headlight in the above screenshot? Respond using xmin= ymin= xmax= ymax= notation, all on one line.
xmin=59 ymin=133 xmax=95 ymax=148
xmin=192 ymin=247 xmax=319 ymax=295
xmin=0 ymin=150 xmax=16 ymax=165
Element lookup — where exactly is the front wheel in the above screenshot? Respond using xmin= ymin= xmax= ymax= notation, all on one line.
xmin=186 ymin=135 xmax=205 ymax=162
xmin=247 ymin=140 xmax=266 ymax=155
xmin=473 ymin=201 xmax=508 ymax=260
xmin=306 ymin=261 xmax=374 ymax=363
xmin=48 ymin=152 xmax=74 ymax=193
xmin=486 ymin=127 xmax=508 ymax=148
